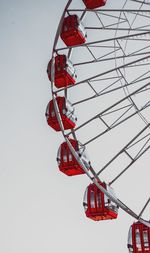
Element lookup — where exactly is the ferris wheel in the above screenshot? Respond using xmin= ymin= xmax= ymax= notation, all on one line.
xmin=45 ymin=0 xmax=150 ymax=252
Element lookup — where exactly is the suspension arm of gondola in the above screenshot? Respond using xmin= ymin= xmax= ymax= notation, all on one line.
xmin=97 ymin=123 xmax=150 ymax=175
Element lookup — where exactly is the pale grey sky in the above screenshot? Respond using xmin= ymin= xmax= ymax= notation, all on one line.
xmin=0 ymin=1 xmax=149 ymax=253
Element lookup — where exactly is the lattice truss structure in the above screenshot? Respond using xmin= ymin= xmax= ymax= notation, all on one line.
xmin=47 ymin=0 xmax=150 ymax=227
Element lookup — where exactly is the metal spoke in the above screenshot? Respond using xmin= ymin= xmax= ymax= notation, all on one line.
xmin=97 ymin=123 xmax=150 ymax=176
xmin=55 ymin=53 xmax=150 ymax=94
xmin=83 ymin=103 xmax=149 ymax=146
xmin=109 ymin=145 xmax=150 ymax=185
xmin=138 ymin=198 xmax=150 ymax=219
xmin=56 ymin=31 xmax=150 ymax=52
xmin=69 ymin=81 xmax=150 ymax=134
xmin=68 ymin=9 xmax=150 ymax=13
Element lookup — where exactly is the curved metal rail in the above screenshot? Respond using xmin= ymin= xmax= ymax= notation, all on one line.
xmin=50 ymin=0 xmax=150 ymax=227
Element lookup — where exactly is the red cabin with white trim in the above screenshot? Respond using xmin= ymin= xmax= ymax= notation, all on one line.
xmin=47 ymin=55 xmax=76 ymax=88
xmin=60 ymin=15 xmax=87 ymax=46
xmin=57 ymin=139 xmax=91 ymax=176
xmin=128 ymin=222 xmax=150 ymax=253
xmin=83 ymin=182 xmax=118 ymax=221
xmin=46 ymin=97 xmax=77 ymax=131
xmin=82 ymin=0 xmax=107 ymax=9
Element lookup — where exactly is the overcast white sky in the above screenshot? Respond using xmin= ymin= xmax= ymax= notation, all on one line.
xmin=0 ymin=1 xmax=149 ymax=253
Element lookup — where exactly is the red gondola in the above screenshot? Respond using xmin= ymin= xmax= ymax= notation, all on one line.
xmin=57 ymin=139 xmax=91 ymax=176
xmin=47 ymin=55 xmax=76 ymax=88
xmin=128 ymin=222 xmax=150 ymax=253
xmin=60 ymin=15 xmax=87 ymax=46
xmin=45 ymin=97 xmax=77 ymax=131
xmin=82 ymin=0 xmax=107 ymax=9
xmin=83 ymin=182 xmax=118 ymax=221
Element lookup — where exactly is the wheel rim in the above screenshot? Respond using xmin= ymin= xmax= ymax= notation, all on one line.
xmin=48 ymin=0 xmax=150 ymax=227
